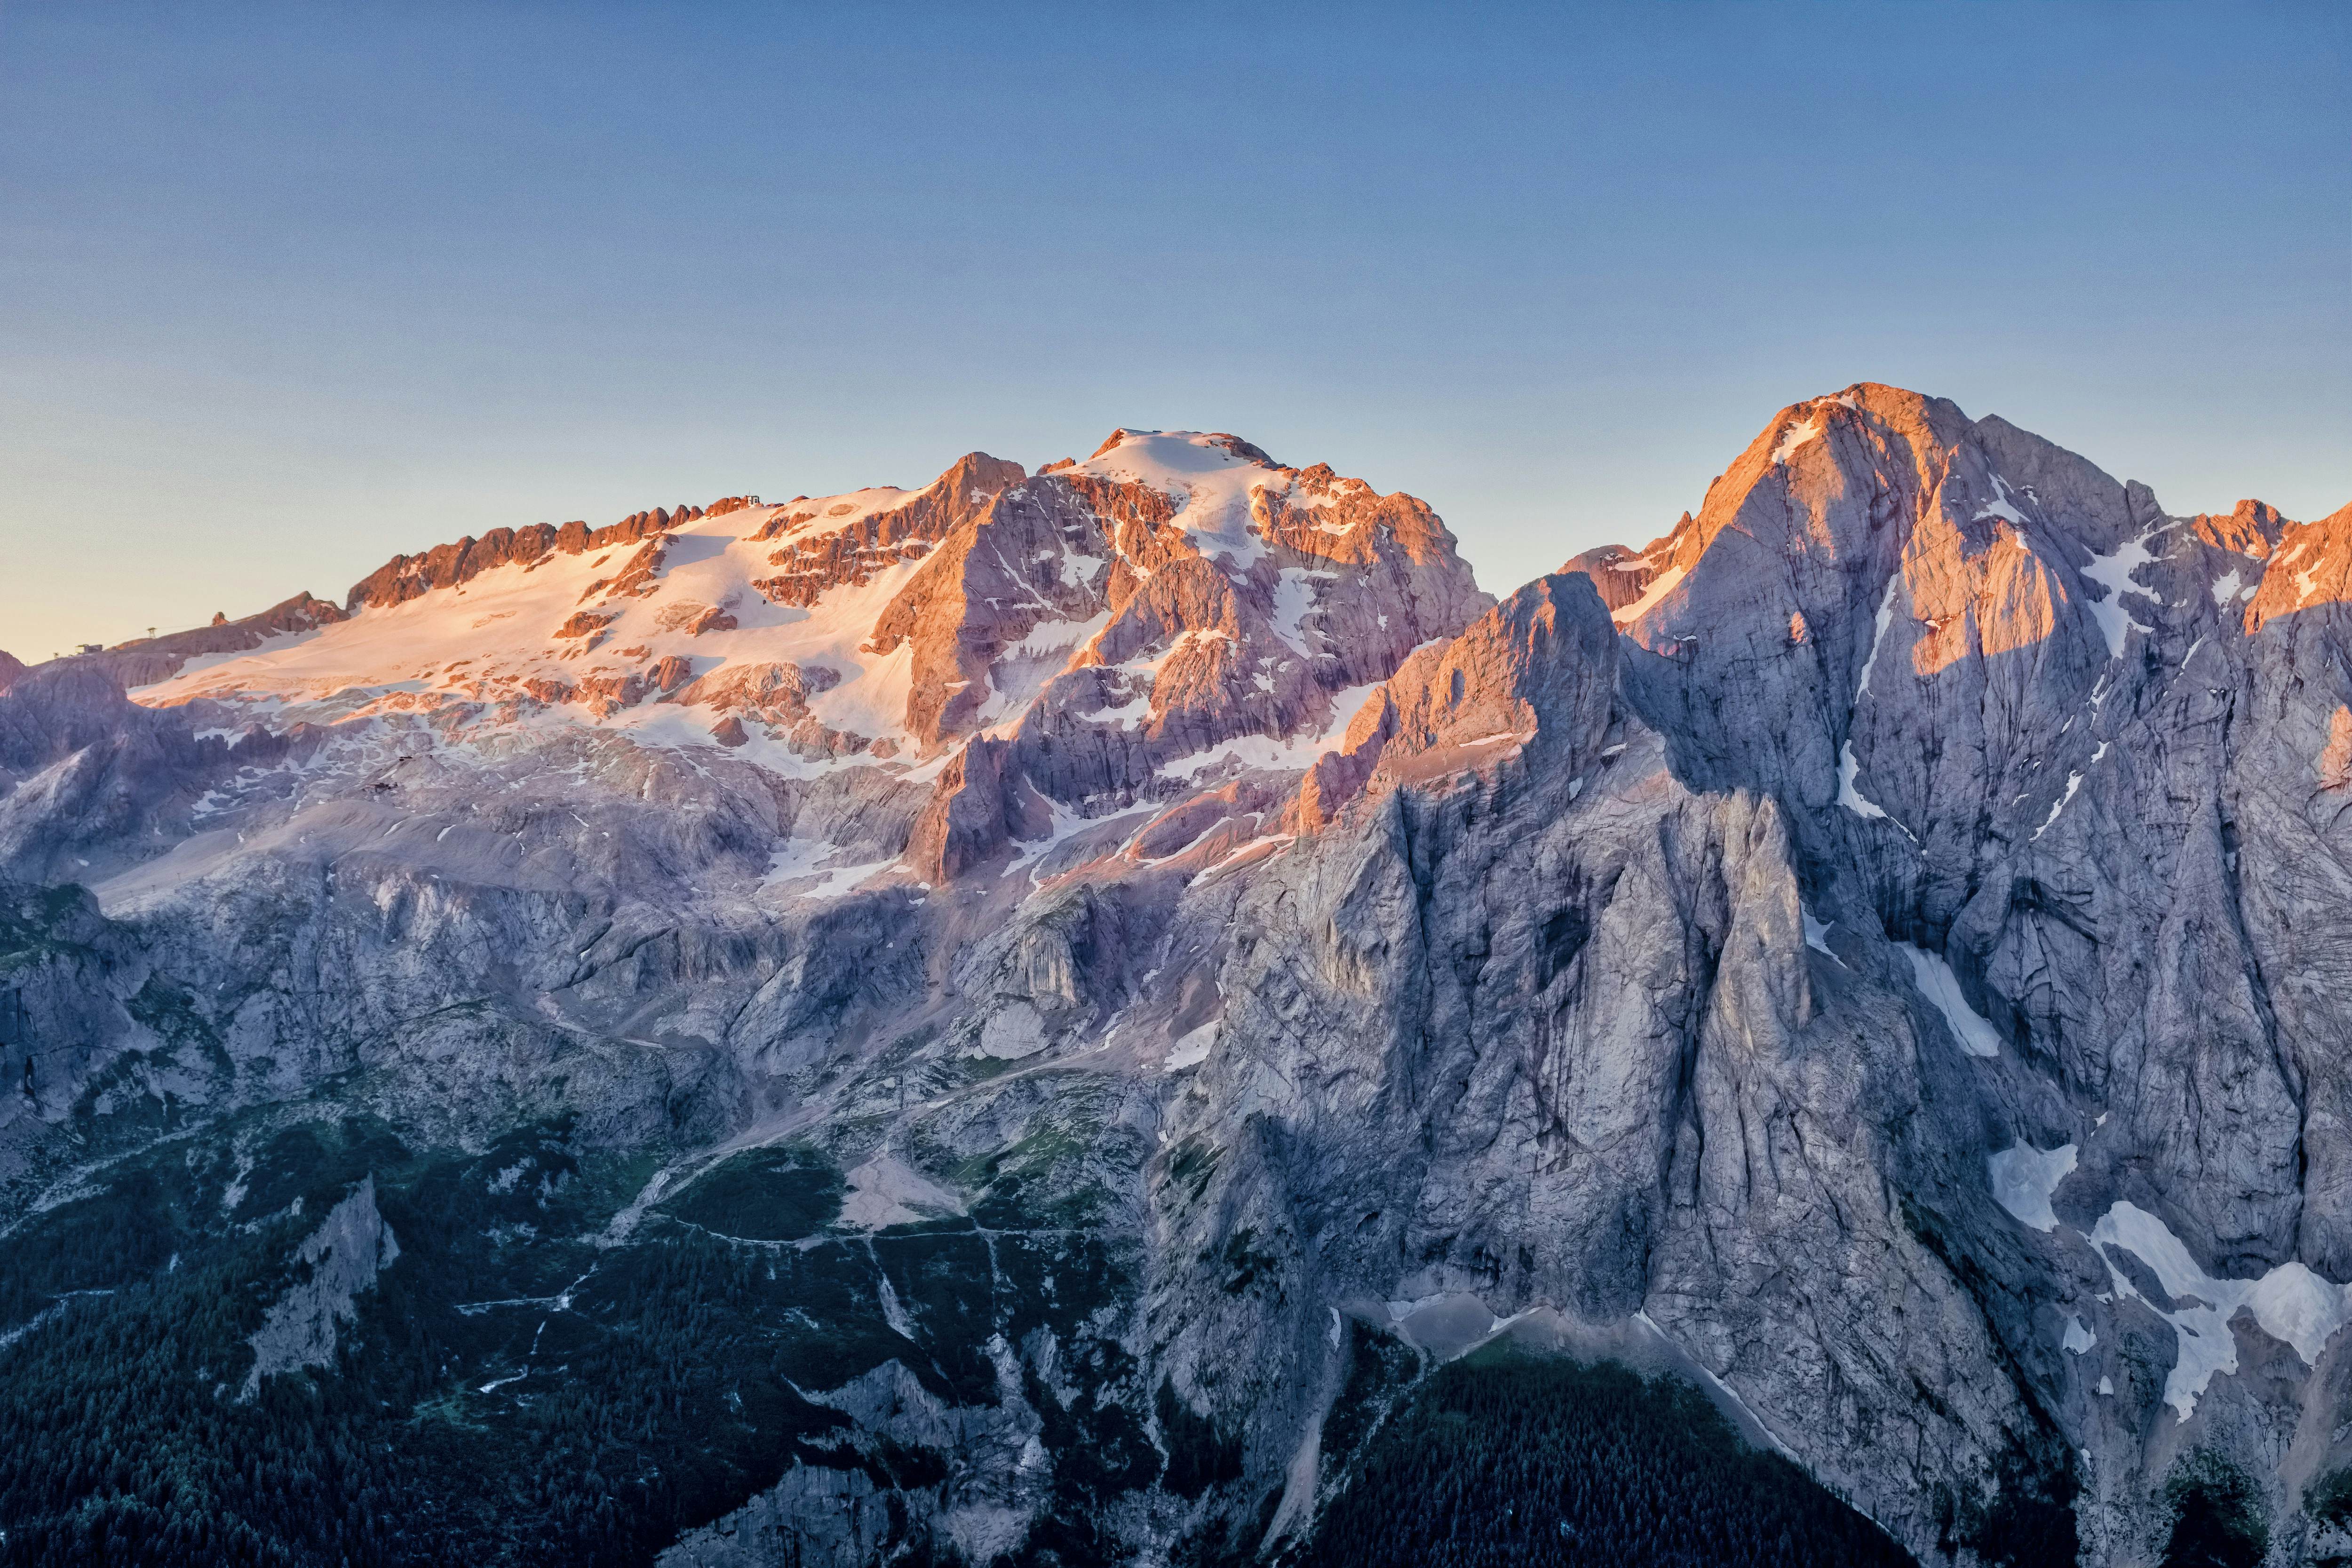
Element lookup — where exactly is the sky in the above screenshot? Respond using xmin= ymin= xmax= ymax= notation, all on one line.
xmin=3 ymin=1 xmax=2346 ymax=661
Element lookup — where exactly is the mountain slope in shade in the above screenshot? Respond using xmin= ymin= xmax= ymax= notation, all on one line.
xmin=0 ymin=389 xmax=2347 ymax=1567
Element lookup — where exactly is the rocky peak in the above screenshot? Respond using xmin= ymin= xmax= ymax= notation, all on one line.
xmin=1562 ymin=536 xmax=1670 ymax=617
xmin=110 ymin=433 xmax=1488 ymax=886
xmin=752 ymin=452 xmax=1025 ymax=609
xmin=2245 ymin=497 xmax=2352 ymax=633
xmin=1561 ymin=387 xmax=2234 ymax=881
xmin=847 ymin=430 xmax=1492 ymax=772
xmin=1089 ymin=428 xmax=1280 ymax=468
xmin=861 ymin=472 xmax=1112 ymax=749
xmin=2187 ymin=496 xmax=2289 ymax=558
xmin=1297 ymin=571 xmax=1615 ymax=828
xmin=869 ymin=434 xmax=1492 ymax=873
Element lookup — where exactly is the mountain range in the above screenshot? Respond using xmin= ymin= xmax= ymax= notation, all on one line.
xmin=1 ymin=384 xmax=2348 ymax=1567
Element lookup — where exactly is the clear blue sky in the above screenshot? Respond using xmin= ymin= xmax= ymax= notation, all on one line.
xmin=3 ymin=2 xmax=2345 ymax=661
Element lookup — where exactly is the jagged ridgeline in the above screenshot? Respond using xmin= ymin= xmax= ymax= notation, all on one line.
xmin=2 ymin=390 xmax=2350 ymax=1565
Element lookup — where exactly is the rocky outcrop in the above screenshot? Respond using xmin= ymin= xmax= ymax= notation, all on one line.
xmin=1298 ymin=571 xmax=1616 ymax=827
xmin=241 ymin=1176 xmax=400 ymax=1395
xmin=0 ymin=660 xmax=304 ymax=883
xmin=864 ymin=470 xmax=1112 ymax=748
xmin=654 ymin=599 xmax=738 ymax=636
xmin=751 ymin=452 xmax=1025 ymax=607
xmin=1562 ymin=538 xmax=1668 ymax=614
xmin=0 ymin=880 xmax=161 ymax=1142
xmin=345 ymin=501 xmax=707 ymax=611
xmin=2185 ymin=496 xmax=2289 ymax=559
xmin=939 ymin=433 xmax=1494 ymax=842
xmin=902 ymin=735 xmax=1051 ymax=882
xmin=1542 ymin=382 xmax=2352 ymax=1562
xmin=2246 ymin=499 xmax=2352 ymax=633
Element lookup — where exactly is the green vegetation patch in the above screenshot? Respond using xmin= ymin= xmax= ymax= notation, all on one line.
xmin=0 ymin=1115 xmax=872 ymax=1567
xmin=954 ymin=1112 xmax=1114 ymax=1231
xmin=1158 ymin=1376 xmax=1246 ymax=1501
xmin=0 ymin=1090 xmax=1160 ymax=1567
xmin=2310 ymin=1462 xmax=2352 ymax=1531
xmin=1292 ymin=1345 xmax=1916 ymax=1568
xmin=659 ymin=1144 xmax=844 ymax=1241
xmin=2161 ymin=1450 xmax=2267 ymax=1568
xmin=0 ymin=884 xmax=104 ymax=972
xmin=1319 ymin=1318 xmax=1421 ymax=1477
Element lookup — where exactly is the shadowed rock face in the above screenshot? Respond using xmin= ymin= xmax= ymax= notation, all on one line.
xmin=1 ymin=391 xmax=2348 ymax=1565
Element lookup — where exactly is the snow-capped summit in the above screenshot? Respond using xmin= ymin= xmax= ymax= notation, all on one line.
xmin=99 ymin=432 xmax=1484 ymax=881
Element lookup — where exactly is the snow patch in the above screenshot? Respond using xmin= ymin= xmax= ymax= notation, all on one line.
xmin=1072 ymin=430 xmax=1279 ymax=570
xmin=1164 ymin=1021 xmax=1219 ymax=1074
xmin=1271 ymin=568 xmax=1331 ymax=653
xmin=1162 ymin=680 xmax=1379 ymax=780
xmin=1855 ymin=573 xmax=1901 ymax=700
xmin=2090 ymin=1200 xmax=2352 ymax=1421
xmin=804 ymin=860 xmax=894 ymax=898
xmin=1898 ymin=943 xmax=2002 ymax=1058
xmin=2032 ymin=772 xmax=2083 ymax=841
xmin=1802 ymin=910 xmax=1845 ymax=967
xmin=1006 ymin=609 xmax=1110 ymax=662
xmin=1003 ymin=799 xmax=1154 ymax=886
xmin=1836 ymin=742 xmax=1912 ymax=839
xmin=1975 ymin=475 xmax=2029 ymax=526
xmin=764 ymin=838 xmax=893 ymax=898
xmin=2081 ymin=530 xmax=2161 ymax=659
xmin=1611 ymin=563 xmax=1687 ymax=626
xmin=1987 ymin=1141 xmax=2076 ymax=1230
xmin=1771 ymin=414 xmax=1824 ymax=465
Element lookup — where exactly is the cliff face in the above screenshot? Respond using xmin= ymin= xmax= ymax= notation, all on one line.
xmin=0 ymin=390 xmax=2346 ymax=1565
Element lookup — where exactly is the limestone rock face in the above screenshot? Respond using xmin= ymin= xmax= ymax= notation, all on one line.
xmin=2246 ymin=499 xmax=2352 ymax=633
xmin=241 ymin=1175 xmax=400 ymax=1395
xmin=751 ymin=451 xmax=1025 ymax=608
xmin=3 ymin=393 xmax=2349 ymax=1565
xmin=1299 ymin=571 xmax=1616 ymax=828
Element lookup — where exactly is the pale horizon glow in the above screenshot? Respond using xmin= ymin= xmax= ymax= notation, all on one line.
xmin=3 ymin=3 xmax=2346 ymax=661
